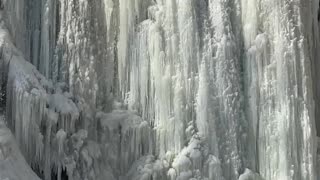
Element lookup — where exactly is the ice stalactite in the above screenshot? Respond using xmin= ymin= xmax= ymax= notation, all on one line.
xmin=205 ymin=1 xmax=245 ymax=179
xmin=117 ymin=0 xmax=151 ymax=97
xmin=44 ymin=109 xmax=58 ymax=180
xmin=119 ymin=0 xmax=246 ymax=178
xmin=40 ymin=0 xmax=57 ymax=78
xmin=3 ymin=0 xmax=57 ymax=77
xmin=242 ymin=0 xmax=318 ymax=180
xmin=196 ymin=61 xmax=209 ymax=138
xmin=120 ymin=0 xmax=202 ymax=158
xmin=115 ymin=0 xmax=319 ymax=179
xmin=53 ymin=129 xmax=67 ymax=180
xmin=6 ymin=53 xmax=47 ymax=169
xmin=4 ymin=44 xmax=80 ymax=179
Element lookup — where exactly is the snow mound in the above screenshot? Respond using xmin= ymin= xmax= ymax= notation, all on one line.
xmin=97 ymin=110 xmax=148 ymax=132
xmin=238 ymin=169 xmax=264 ymax=180
xmin=0 ymin=117 xmax=40 ymax=180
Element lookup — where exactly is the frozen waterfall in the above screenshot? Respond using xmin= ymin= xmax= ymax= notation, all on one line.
xmin=0 ymin=0 xmax=319 ymax=180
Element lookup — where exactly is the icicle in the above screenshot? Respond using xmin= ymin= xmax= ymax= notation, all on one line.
xmin=196 ymin=61 xmax=208 ymax=137
xmin=56 ymin=129 xmax=66 ymax=155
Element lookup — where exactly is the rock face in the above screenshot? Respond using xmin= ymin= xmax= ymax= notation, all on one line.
xmin=0 ymin=0 xmax=319 ymax=180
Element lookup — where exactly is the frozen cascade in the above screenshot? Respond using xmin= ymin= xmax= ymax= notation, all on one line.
xmin=4 ymin=51 xmax=153 ymax=179
xmin=120 ymin=0 xmax=245 ymax=178
xmin=4 ymin=0 xmax=115 ymax=109
xmin=242 ymin=1 xmax=319 ymax=179
xmin=0 ymin=0 xmax=319 ymax=180
xmin=0 ymin=8 xmax=152 ymax=180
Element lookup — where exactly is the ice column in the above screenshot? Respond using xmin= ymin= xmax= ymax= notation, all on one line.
xmin=242 ymin=0 xmax=318 ymax=179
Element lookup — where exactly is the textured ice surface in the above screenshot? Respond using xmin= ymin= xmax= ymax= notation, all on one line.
xmin=0 ymin=115 xmax=41 ymax=180
xmin=0 ymin=0 xmax=320 ymax=180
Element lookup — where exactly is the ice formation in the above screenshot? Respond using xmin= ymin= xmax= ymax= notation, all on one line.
xmin=0 ymin=0 xmax=319 ymax=180
xmin=0 ymin=115 xmax=41 ymax=180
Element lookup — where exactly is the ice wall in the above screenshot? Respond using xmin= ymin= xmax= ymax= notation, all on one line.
xmin=1 ymin=0 xmax=320 ymax=180
xmin=53 ymin=0 xmax=115 ymax=109
xmin=3 ymin=26 xmax=80 ymax=179
xmin=117 ymin=0 xmax=245 ymax=179
xmin=4 ymin=55 xmax=153 ymax=180
xmin=0 ymin=7 xmax=152 ymax=180
xmin=4 ymin=0 xmax=56 ymax=78
xmin=116 ymin=0 xmax=319 ymax=179
xmin=4 ymin=54 xmax=153 ymax=180
xmin=0 ymin=11 xmax=41 ymax=180
xmin=3 ymin=0 xmax=115 ymax=110
xmin=242 ymin=1 xmax=318 ymax=179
